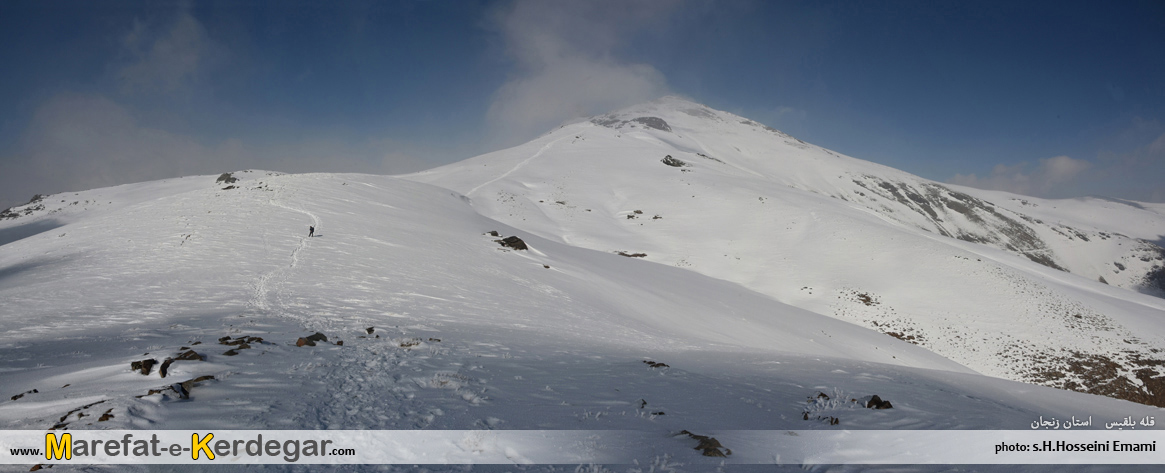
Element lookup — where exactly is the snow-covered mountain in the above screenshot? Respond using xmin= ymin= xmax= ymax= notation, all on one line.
xmin=409 ymin=96 xmax=1165 ymax=407
xmin=3 ymin=99 xmax=1165 ymax=470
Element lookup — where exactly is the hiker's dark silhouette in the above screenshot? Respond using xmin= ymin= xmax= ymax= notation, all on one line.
xmin=308 ymin=226 xmax=315 ymax=238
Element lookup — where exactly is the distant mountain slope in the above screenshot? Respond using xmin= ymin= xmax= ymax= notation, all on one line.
xmin=409 ymin=96 xmax=1165 ymax=406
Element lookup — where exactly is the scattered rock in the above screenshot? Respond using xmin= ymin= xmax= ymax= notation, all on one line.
xmin=10 ymin=389 xmax=38 ymax=401
xmin=158 ymin=359 xmax=174 ymax=378
xmin=400 ymin=338 xmax=421 ymax=348
xmin=855 ymin=292 xmax=877 ymax=306
xmin=97 ymin=409 xmax=114 ymax=422
xmin=365 ymin=327 xmax=375 ymax=334
xmin=30 ymin=463 xmax=44 ymax=471
xmin=0 ymin=195 xmax=46 ymax=220
xmin=485 ymin=230 xmax=500 ymax=237
xmin=661 ymin=155 xmax=689 ymax=167
xmin=159 ymin=349 xmax=208 ymax=378
xmin=643 ymin=360 xmax=669 ymax=368
xmin=638 ymin=399 xmax=647 ymax=408
xmin=630 ymin=117 xmax=672 ymax=132
xmin=617 ymin=251 xmax=647 ymax=258
xmin=544 ymin=264 xmax=550 ymax=268
xmin=175 ymin=375 xmax=217 ymax=400
xmin=130 ymin=359 xmax=158 ymax=375
xmin=335 ymin=341 xmax=343 ymax=346
xmin=652 ymin=411 xmax=666 ymax=416
xmin=220 ymin=335 xmax=264 ymax=347
xmin=175 ymin=350 xmax=205 ymax=361
xmin=678 ymin=430 xmax=731 ymax=457
xmin=495 ymin=235 xmax=528 ymax=250
xmin=866 ymin=395 xmax=893 ymax=409
xmin=297 ymin=332 xmax=328 ymax=347
xmin=216 ymin=173 xmax=237 ymax=184
xmin=53 ymin=400 xmax=107 ymax=428
xmin=222 ymin=349 xmax=239 ymax=356
xmin=428 ymin=338 xmax=441 ymax=342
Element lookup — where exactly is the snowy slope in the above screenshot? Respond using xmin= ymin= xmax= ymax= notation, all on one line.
xmin=3 ymin=171 xmax=1164 ymax=472
xmin=409 ymin=97 xmax=1165 ymax=407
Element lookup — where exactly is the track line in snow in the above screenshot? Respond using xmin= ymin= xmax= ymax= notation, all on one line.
xmin=246 ymin=183 xmax=321 ymax=315
xmin=467 ymin=138 xmax=564 ymax=196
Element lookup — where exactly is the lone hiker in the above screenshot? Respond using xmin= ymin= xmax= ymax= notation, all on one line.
xmin=308 ymin=225 xmax=315 ymax=237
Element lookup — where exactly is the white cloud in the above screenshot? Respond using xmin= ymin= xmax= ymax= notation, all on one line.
xmin=484 ymin=0 xmax=679 ymax=146
xmin=948 ymin=155 xmax=1092 ymax=197
xmin=118 ymin=9 xmax=214 ymax=92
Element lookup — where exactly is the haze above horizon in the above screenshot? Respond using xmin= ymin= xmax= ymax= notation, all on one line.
xmin=1 ymin=0 xmax=1162 ymax=208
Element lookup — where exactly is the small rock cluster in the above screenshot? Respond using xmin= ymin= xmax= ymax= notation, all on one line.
xmin=678 ymin=430 xmax=731 ymax=457
xmin=10 ymin=389 xmax=38 ymax=401
xmin=496 ymin=235 xmax=528 ymax=251
xmin=296 ymin=332 xmax=330 ymax=347
xmin=801 ymin=391 xmax=894 ymax=426
xmin=220 ymin=335 xmax=265 ymax=355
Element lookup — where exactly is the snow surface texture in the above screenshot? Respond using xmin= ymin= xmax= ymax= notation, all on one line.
xmin=410 ymin=96 xmax=1165 ymax=408
xmin=1 ymin=102 xmax=1164 ymax=471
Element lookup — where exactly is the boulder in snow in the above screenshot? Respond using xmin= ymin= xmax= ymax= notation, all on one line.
xmin=496 ymin=236 xmax=528 ymax=250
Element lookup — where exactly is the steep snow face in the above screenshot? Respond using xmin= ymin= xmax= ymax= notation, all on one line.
xmin=409 ymin=97 xmax=1165 ymax=407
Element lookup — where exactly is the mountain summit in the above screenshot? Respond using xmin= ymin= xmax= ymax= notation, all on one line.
xmin=3 ymin=100 xmax=1165 ymax=453
xmin=410 ymin=97 xmax=1165 ymax=406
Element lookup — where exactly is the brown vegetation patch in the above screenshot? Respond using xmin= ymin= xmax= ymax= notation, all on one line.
xmin=1026 ymin=350 xmax=1165 ymax=408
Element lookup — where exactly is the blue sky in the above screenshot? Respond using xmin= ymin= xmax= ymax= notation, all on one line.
xmin=1 ymin=0 xmax=1163 ymax=209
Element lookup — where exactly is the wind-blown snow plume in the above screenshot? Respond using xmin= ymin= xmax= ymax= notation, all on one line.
xmin=485 ymin=0 xmax=676 ymax=146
